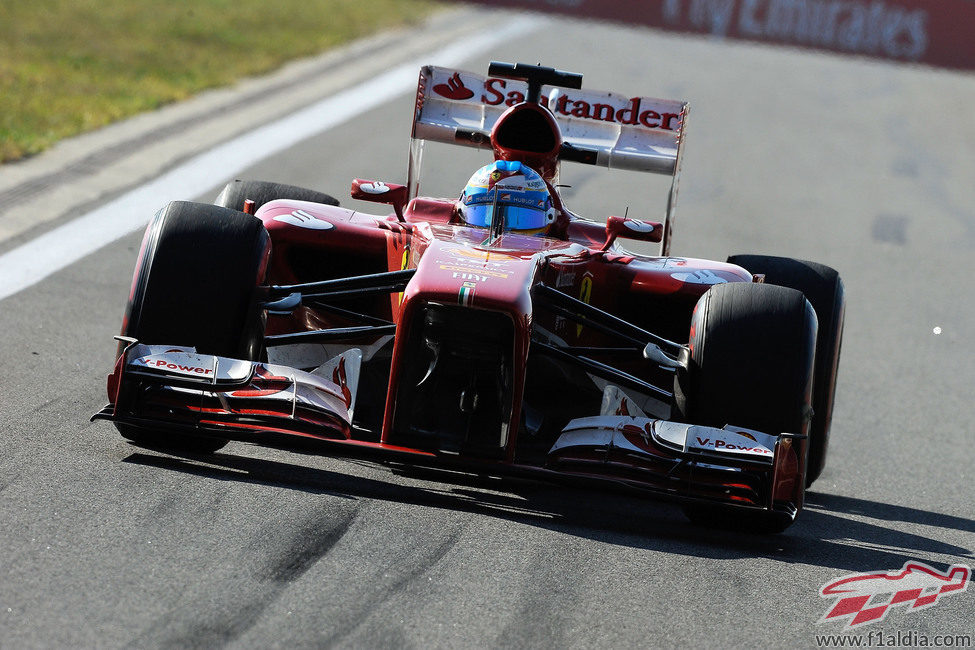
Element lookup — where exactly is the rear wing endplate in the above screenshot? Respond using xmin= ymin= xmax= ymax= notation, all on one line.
xmin=409 ymin=65 xmax=690 ymax=255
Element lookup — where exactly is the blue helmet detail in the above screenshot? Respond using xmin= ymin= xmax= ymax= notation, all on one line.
xmin=459 ymin=161 xmax=555 ymax=232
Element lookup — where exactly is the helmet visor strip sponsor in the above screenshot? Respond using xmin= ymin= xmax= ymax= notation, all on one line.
xmin=462 ymin=189 xmax=548 ymax=230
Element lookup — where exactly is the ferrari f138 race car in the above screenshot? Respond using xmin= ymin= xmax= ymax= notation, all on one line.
xmin=94 ymin=62 xmax=844 ymax=533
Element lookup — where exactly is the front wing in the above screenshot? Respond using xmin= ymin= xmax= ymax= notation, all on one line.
xmin=95 ymin=342 xmax=806 ymax=519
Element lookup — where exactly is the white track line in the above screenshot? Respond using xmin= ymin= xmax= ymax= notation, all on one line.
xmin=0 ymin=18 xmax=542 ymax=302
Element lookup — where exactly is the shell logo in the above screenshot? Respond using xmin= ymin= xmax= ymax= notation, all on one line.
xmin=577 ymin=274 xmax=593 ymax=336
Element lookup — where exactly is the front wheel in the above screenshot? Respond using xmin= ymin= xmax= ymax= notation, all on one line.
xmin=116 ymin=201 xmax=271 ymax=453
xmin=675 ymin=282 xmax=817 ymax=533
xmin=727 ymin=254 xmax=844 ymax=486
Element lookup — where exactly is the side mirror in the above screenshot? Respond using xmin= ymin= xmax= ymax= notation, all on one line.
xmin=351 ymin=179 xmax=408 ymax=222
xmin=601 ymin=215 xmax=663 ymax=251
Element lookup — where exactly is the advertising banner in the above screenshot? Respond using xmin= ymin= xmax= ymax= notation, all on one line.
xmin=465 ymin=0 xmax=975 ymax=72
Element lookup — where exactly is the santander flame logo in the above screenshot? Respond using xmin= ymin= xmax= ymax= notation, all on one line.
xmin=433 ymin=72 xmax=474 ymax=100
xmin=819 ymin=561 xmax=970 ymax=628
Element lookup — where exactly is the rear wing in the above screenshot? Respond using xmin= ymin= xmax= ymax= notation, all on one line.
xmin=409 ymin=65 xmax=690 ymax=255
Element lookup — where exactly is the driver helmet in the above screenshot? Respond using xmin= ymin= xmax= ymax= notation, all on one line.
xmin=458 ymin=161 xmax=557 ymax=234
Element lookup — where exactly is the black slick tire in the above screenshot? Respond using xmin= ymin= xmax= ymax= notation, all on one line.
xmin=676 ymin=282 xmax=817 ymax=533
xmin=727 ymin=254 xmax=844 ymax=486
xmin=116 ymin=200 xmax=271 ymax=453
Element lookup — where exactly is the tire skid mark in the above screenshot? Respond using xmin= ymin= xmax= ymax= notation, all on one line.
xmin=142 ymin=479 xmax=230 ymax=528
xmin=259 ymin=506 xmax=358 ymax=584
xmin=318 ymin=519 xmax=467 ymax=647
xmin=132 ymin=503 xmax=359 ymax=648
xmin=145 ymin=494 xmax=180 ymax=525
xmin=884 ymin=116 xmax=975 ymax=246
xmin=495 ymin=541 xmax=593 ymax=649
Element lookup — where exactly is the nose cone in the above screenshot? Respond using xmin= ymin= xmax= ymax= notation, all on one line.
xmin=404 ymin=239 xmax=541 ymax=317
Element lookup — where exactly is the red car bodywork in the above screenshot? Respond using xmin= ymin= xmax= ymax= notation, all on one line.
xmin=97 ymin=63 xmax=809 ymax=526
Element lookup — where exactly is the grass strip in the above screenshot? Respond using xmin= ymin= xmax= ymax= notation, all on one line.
xmin=0 ymin=0 xmax=439 ymax=163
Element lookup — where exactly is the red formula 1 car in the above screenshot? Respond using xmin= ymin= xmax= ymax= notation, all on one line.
xmin=94 ymin=62 xmax=844 ymax=532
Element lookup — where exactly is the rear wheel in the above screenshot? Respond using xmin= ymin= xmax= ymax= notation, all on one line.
xmin=676 ymin=282 xmax=817 ymax=533
xmin=117 ymin=201 xmax=271 ymax=453
xmin=728 ymin=254 xmax=844 ymax=486
xmin=214 ymin=179 xmax=339 ymax=212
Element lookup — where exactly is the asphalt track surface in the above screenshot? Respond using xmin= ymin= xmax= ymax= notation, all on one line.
xmin=2 ymin=10 xmax=974 ymax=650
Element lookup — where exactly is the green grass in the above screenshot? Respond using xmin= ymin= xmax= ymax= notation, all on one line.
xmin=0 ymin=0 xmax=439 ymax=163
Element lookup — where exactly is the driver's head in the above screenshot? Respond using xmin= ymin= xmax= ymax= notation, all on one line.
xmin=458 ymin=161 xmax=556 ymax=235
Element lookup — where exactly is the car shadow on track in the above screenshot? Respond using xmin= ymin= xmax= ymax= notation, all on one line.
xmin=805 ymin=491 xmax=975 ymax=534
xmin=123 ymin=448 xmax=974 ymax=573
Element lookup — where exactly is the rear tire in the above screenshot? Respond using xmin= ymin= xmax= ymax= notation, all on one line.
xmin=214 ymin=179 xmax=339 ymax=212
xmin=116 ymin=201 xmax=271 ymax=453
xmin=676 ymin=282 xmax=817 ymax=533
xmin=728 ymin=254 xmax=844 ymax=486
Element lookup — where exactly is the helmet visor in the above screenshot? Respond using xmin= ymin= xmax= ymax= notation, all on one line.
xmin=463 ymin=198 xmax=547 ymax=231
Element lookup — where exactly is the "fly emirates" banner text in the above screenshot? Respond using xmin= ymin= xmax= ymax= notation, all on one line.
xmin=463 ymin=0 xmax=975 ymax=72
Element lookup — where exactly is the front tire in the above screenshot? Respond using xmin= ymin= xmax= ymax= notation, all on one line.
xmin=676 ymin=282 xmax=817 ymax=533
xmin=117 ymin=201 xmax=271 ymax=453
xmin=728 ymin=255 xmax=844 ymax=486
